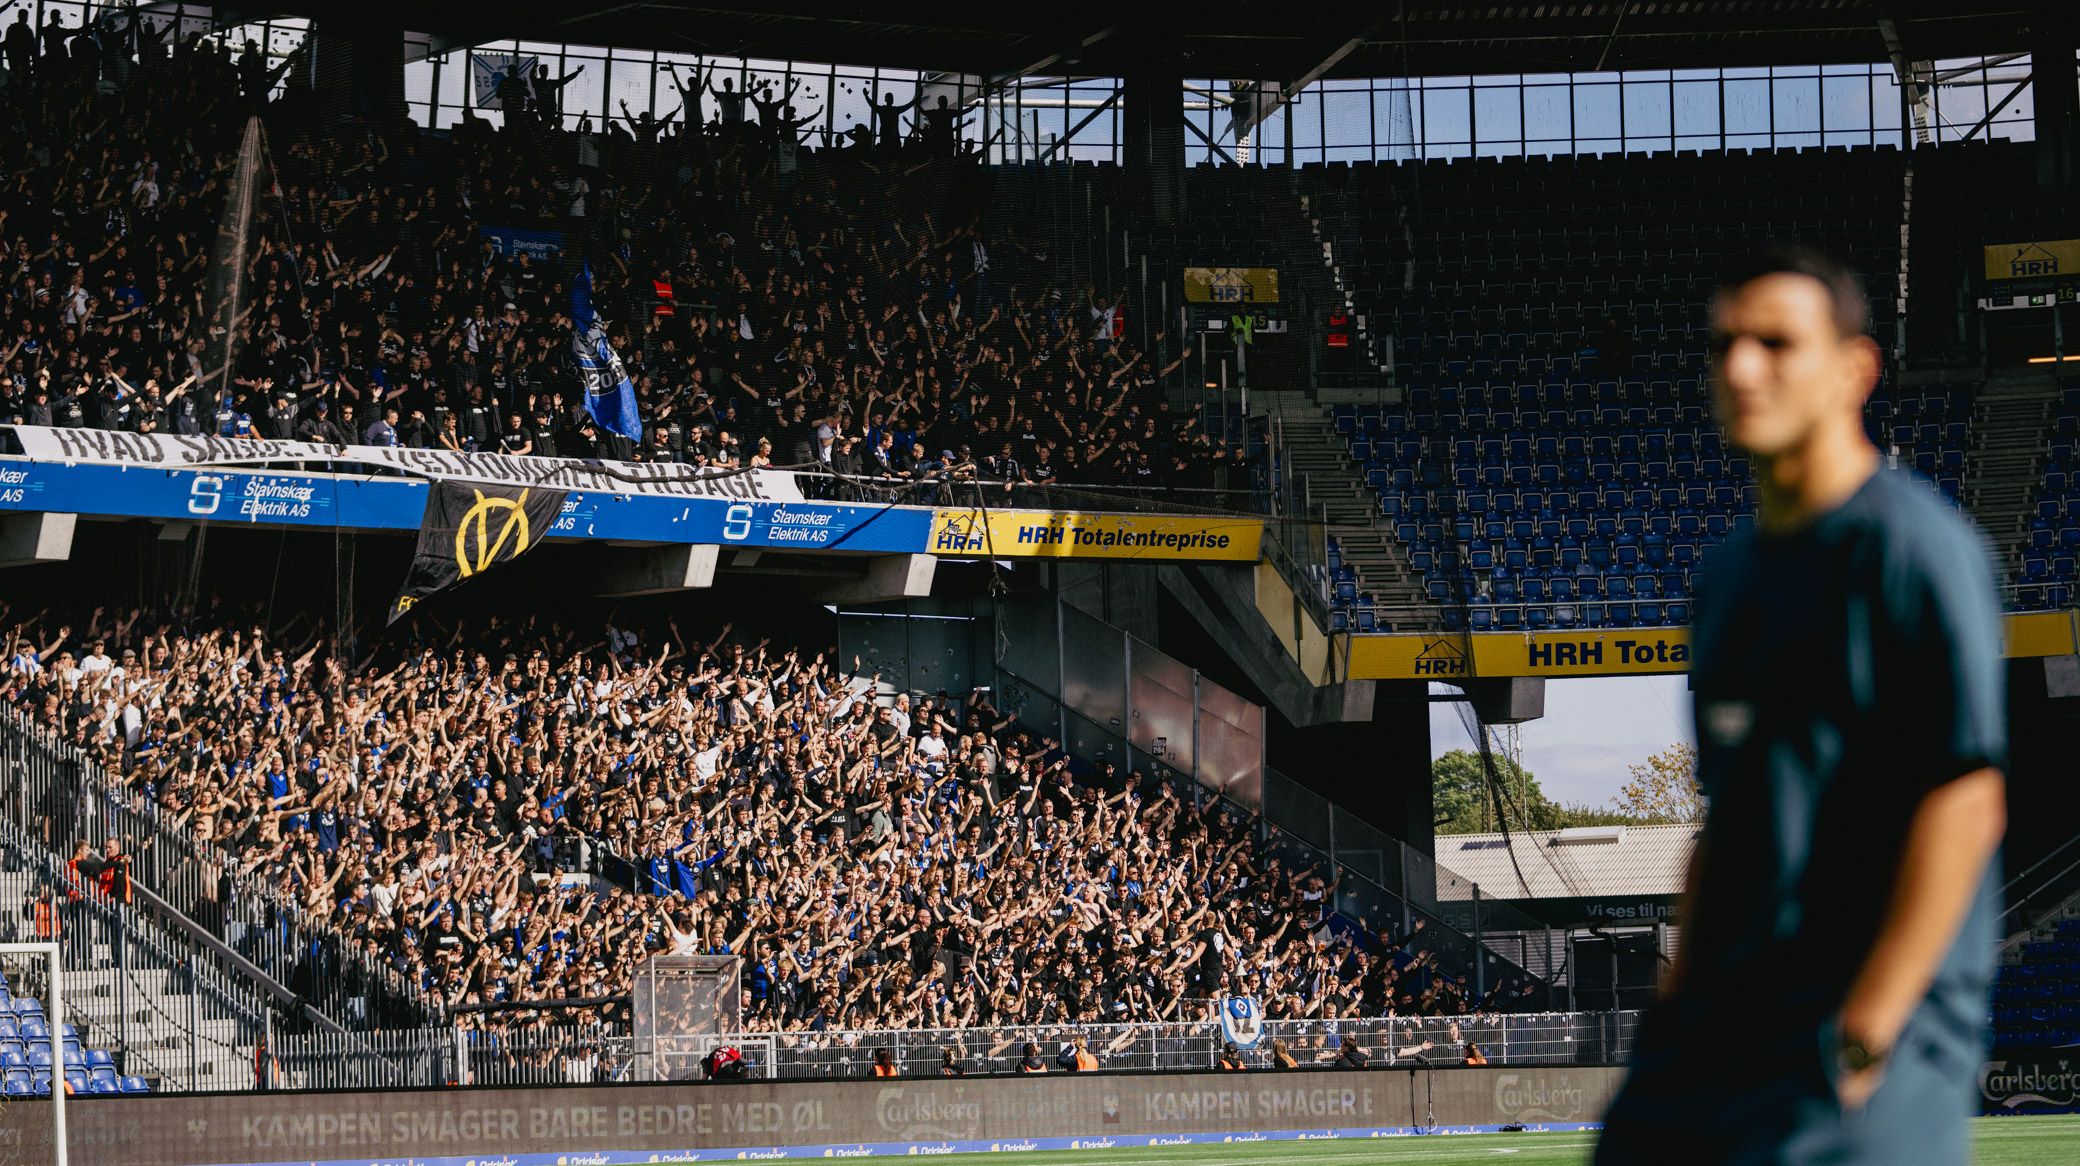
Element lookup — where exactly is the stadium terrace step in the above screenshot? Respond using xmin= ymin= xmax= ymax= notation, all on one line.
xmin=1258 ymin=396 xmax=1429 ymax=621
xmin=1962 ymin=373 xmax=2063 ymax=574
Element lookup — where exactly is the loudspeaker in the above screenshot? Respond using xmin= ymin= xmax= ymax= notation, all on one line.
xmin=2046 ymin=655 xmax=2080 ymax=700
xmin=1469 ymin=677 xmax=1545 ymax=724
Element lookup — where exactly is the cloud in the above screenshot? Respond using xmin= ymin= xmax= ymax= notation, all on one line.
xmin=1516 ymin=739 xmax=1665 ymax=808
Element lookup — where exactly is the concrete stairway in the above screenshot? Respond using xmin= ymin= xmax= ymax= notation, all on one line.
xmin=1257 ymin=392 xmax=1430 ymax=627
xmin=1961 ymin=371 xmax=2062 ymax=580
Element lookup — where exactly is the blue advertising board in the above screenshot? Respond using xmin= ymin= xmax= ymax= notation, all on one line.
xmin=0 ymin=460 xmax=935 ymax=555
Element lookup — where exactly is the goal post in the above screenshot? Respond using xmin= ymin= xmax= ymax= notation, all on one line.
xmin=0 ymin=941 xmax=67 ymax=1166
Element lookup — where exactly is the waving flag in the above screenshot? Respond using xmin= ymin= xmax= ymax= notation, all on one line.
xmin=571 ymin=262 xmax=642 ymax=442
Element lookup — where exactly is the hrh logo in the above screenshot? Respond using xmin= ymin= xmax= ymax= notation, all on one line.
xmin=455 ymin=488 xmax=537 ymax=578
xmin=1413 ymin=638 xmax=1467 ymax=677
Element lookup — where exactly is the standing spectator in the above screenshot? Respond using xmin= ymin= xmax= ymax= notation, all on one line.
xmin=1595 ymin=248 xmax=2008 ymax=1166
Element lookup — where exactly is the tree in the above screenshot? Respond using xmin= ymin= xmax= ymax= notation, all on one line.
xmin=1434 ymin=748 xmax=1563 ymax=834
xmin=1613 ymin=742 xmax=1704 ymax=824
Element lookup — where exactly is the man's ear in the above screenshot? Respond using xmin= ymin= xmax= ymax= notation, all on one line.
xmin=1846 ymin=333 xmax=1882 ymax=410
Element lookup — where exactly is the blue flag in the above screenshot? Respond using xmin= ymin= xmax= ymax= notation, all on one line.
xmin=571 ymin=262 xmax=642 ymax=442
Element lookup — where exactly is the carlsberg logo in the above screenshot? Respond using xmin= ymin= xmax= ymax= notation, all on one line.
xmin=1493 ymin=1074 xmax=1590 ymax=1120
xmin=1983 ymin=1060 xmax=2080 ymax=1109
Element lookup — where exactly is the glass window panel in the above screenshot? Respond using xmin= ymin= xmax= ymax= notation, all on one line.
xmin=404 ymin=59 xmax=433 ymax=109
xmin=1724 ymin=79 xmax=1770 ymax=136
xmin=1322 ymin=87 xmax=1370 ymax=151
xmin=556 ymin=53 xmax=607 ymax=125
xmin=1573 ymin=81 xmax=1620 ymax=141
xmin=1374 ymin=83 xmax=1417 ymax=159
xmin=606 ymin=53 xmax=652 ymax=125
xmin=1673 ymin=80 xmax=1719 ymax=140
xmin=1622 ymin=77 xmax=1672 ymax=149
xmin=1420 ymin=86 xmax=1470 ymax=149
xmin=1064 ymin=109 xmax=1118 ymax=162
xmin=438 ymin=51 xmax=468 ymax=108
xmin=1257 ymin=106 xmax=1289 ymax=166
xmin=1524 ymin=83 xmax=1571 ymax=145
xmin=1990 ymin=79 xmax=2036 ymax=142
xmin=1474 ymin=85 xmax=1521 ymax=150
xmin=1772 ymin=75 xmax=1821 ymax=136
xmin=1287 ymin=91 xmax=1323 ymax=163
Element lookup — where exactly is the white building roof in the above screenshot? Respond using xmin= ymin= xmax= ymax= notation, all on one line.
xmin=1434 ymin=823 xmax=1700 ymax=901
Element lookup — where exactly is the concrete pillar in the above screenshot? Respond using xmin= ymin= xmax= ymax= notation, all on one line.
xmin=1122 ymin=35 xmax=1183 ymax=224
xmin=0 ymin=512 xmax=74 ymax=567
xmin=2034 ymin=3 xmax=2077 ymax=209
xmin=594 ymin=544 xmax=718 ymax=597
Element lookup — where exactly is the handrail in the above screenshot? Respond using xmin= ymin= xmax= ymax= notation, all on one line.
xmin=129 ymin=879 xmax=346 ymax=1036
xmin=2003 ymin=831 xmax=2080 ymax=902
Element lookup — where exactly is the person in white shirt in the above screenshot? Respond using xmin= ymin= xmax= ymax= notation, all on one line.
xmin=79 ymin=638 xmax=113 ymax=676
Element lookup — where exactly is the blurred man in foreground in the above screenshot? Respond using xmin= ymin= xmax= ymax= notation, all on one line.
xmin=1596 ymin=247 xmax=2007 ymax=1165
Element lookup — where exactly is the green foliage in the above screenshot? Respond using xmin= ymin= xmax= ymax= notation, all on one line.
xmin=1434 ymin=744 xmax=1701 ymax=835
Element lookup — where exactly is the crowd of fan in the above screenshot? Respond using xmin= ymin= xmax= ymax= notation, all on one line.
xmin=0 ymin=15 xmax=1244 ymax=497
xmin=2 ymin=596 xmax=1520 ymax=1036
xmin=0 ymin=18 xmax=1509 ymax=1041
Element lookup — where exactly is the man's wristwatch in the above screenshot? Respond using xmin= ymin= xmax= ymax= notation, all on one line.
xmin=1836 ymin=1028 xmax=1889 ymax=1074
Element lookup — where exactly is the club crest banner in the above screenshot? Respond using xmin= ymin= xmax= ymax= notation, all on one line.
xmin=1219 ymin=996 xmax=1265 ymax=1049
xmin=390 ymin=480 xmax=566 ymax=623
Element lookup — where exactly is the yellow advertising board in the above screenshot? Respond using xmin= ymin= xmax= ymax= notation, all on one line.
xmin=1183 ymin=267 xmax=1280 ymax=304
xmin=1347 ymin=611 xmax=2077 ymax=680
xmin=1984 ymin=239 xmax=2080 ymax=281
xmin=929 ymin=509 xmax=1264 ymax=562
xmin=1348 ymin=629 xmax=1691 ymax=680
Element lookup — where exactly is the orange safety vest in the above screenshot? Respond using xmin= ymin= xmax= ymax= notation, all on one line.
xmin=872 ymin=1063 xmax=898 ymax=1078
xmin=31 ymin=899 xmax=59 ymax=938
xmin=97 ymin=857 xmax=133 ymax=905
xmin=1073 ymin=1050 xmax=1099 ymax=1072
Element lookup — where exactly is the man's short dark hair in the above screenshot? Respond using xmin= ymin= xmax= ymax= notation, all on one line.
xmin=1714 ymin=245 xmax=1869 ymax=340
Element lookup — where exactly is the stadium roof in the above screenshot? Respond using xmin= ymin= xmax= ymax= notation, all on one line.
xmin=288 ymin=2 xmax=2037 ymax=79
xmin=1437 ymin=823 xmax=1698 ymax=902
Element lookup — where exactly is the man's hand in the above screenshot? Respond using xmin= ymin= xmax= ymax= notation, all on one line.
xmin=1835 ymin=1062 xmax=1883 ymax=1112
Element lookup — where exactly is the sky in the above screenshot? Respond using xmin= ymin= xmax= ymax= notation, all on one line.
xmin=1429 ymin=675 xmax=1695 ymax=811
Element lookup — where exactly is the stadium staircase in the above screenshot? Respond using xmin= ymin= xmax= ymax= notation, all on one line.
xmin=1257 ymin=392 xmax=1427 ymax=628
xmin=1295 ymin=191 xmax=1394 ymax=390
xmin=0 ymin=819 xmax=266 ymax=1091
xmin=1961 ymin=371 xmax=2066 ymax=580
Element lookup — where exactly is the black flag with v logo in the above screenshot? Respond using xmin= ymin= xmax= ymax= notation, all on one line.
xmin=389 ymin=480 xmax=567 ymax=623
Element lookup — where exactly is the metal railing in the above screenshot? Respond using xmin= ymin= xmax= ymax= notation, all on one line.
xmin=0 ymin=707 xmax=442 ymax=1029
xmin=0 ymin=815 xmax=272 ymax=1092
xmin=1259 ymin=765 xmax=1562 ymax=1004
xmin=268 ymin=1011 xmax=1642 ymax=1090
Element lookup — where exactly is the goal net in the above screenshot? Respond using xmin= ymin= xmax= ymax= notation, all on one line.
xmin=630 ymin=954 xmax=742 ymax=1081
